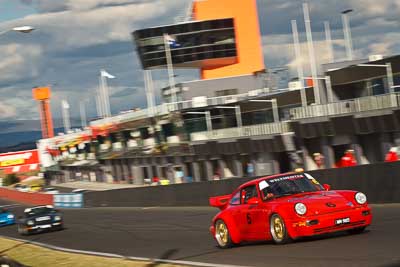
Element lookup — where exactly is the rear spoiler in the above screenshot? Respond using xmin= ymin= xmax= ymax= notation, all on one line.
xmin=209 ymin=194 xmax=231 ymax=210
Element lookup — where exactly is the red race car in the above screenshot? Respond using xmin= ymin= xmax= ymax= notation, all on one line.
xmin=209 ymin=172 xmax=372 ymax=248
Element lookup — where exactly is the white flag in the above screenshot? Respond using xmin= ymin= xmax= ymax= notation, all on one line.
xmin=62 ymin=100 xmax=69 ymax=109
xmin=101 ymin=69 xmax=115 ymax=79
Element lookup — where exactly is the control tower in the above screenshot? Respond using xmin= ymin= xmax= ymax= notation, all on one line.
xmin=133 ymin=0 xmax=265 ymax=80
xmin=33 ymin=87 xmax=54 ymax=139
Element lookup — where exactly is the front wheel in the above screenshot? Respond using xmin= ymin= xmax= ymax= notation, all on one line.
xmin=17 ymin=224 xmax=28 ymax=236
xmin=215 ymin=220 xmax=233 ymax=249
xmin=270 ymin=214 xmax=291 ymax=244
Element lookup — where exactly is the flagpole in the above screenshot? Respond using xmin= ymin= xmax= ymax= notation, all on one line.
xmin=163 ymin=33 xmax=177 ymax=104
xmin=98 ymin=75 xmax=105 ymax=118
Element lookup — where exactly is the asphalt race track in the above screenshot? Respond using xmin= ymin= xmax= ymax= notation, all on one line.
xmin=0 ymin=199 xmax=399 ymax=267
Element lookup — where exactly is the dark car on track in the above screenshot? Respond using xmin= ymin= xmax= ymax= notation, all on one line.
xmin=17 ymin=205 xmax=63 ymax=235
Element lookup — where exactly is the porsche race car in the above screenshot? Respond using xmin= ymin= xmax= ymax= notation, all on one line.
xmin=17 ymin=205 xmax=63 ymax=235
xmin=0 ymin=208 xmax=15 ymax=227
xmin=209 ymin=172 xmax=372 ymax=248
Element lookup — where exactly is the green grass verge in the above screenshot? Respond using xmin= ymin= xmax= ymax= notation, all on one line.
xmin=0 ymin=237 xmax=179 ymax=267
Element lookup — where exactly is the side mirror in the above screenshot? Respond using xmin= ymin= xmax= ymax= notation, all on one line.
xmin=247 ymin=197 xmax=259 ymax=205
xmin=323 ymin=184 xmax=331 ymax=191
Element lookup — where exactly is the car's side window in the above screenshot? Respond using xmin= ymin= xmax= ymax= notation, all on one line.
xmin=241 ymin=185 xmax=259 ymax=204
xmin=230 ymin=191 xmax=240 ymax=205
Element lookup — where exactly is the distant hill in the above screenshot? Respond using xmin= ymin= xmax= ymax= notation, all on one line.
xmin=0 ymin=118 xmax=81 ymax=134
xmin=0 ymin=141 xmax=37 ymax=153
xmin=0 ymin=128 xmax=68 ymax=152
xmin=0 ymin=130 xmax=42 ymax=148
xmin=0 ymin=119 xmax=82 ymax=153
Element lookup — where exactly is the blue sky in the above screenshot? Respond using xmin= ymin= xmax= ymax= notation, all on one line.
xmin=0 ymin=1 xmax=36 ymax=22
xmin=0 ymin=0 xmax=399 ymax=129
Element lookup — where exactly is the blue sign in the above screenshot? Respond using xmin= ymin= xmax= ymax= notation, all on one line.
xmin=54 ymin=193 xmax=83 ymax=208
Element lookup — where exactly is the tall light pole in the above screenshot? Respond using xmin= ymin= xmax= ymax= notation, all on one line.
xmin=357 ymin=63 xmax=395 ymax=93
xmin=186 ymin=111 xmax=212 ymax=132
xmin=163 ymin=33 xmax=178 ymax=104
xmin=0 ymin=26 xmax=35 ymax=36
xmin=342 ymin=9 xmax=354 ymax=61
xmin=303 ymin=3 xmax=321 ymax=105
xmin=144 ymin=70 xmax=156 ymax=117
xmin=80 ymin=100 xmax=88 ymax=128
xmin=324 ymin=21 xmax=334 ymax=63
xmin=250 ymin=99 xmax=279 ymax=123
xmin=61 ymin=100 xmax=71 ymax=133
xmin=291 ymin=20 xmax=307 ymax=107
xmin=100 ymin=69 xmax=115 ymax=117
xmin=215 ymin=106 xmax=243 ymax=128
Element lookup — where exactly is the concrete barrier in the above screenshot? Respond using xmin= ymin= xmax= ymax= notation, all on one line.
xmin=0 ymin=187 xmax=53 ymax=206
xmin=84 ymin=161 xmax=400 ymax=207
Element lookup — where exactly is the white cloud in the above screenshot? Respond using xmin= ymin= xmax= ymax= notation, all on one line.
xmin=0 ymin=43 xmax=42 ymax=83
xmin=16 ymin=0 xmax=188 ymax=51
xmin=1 ymin=0 xmax=399 ymax=125
xmin=0 ymin=101 xmax=17 ymax=119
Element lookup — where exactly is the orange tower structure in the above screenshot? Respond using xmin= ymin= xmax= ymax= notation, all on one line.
xmin=33 ymin=87 xmax=54 ymax=139
xmin=192 ymin=0 xmax=265 ymax=80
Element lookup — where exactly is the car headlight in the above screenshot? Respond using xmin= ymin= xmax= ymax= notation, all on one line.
xmin=54 ymin=215 xmax=61 ymax=221
xmin=7 ymin=215 xmax=14 ymax=219
xmin=355 ymin=192 xmax=367 ymax=204
xmin=295 ymin=203 xmax=307 ymax=215
xmin=27 ymin=220 xmax=34 ymax=226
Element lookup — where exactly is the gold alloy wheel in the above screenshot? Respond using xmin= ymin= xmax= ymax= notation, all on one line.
xmin=273 ymin=217 xmax=284 ymax=240
xmin=270 ymin=214 xmax=286 ymax=242
xmin=215 ymin=220 xmax=228 ymax=246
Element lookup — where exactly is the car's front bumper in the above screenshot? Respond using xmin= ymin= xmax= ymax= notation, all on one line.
xmin=25 ymin=222 xmax=63 ymax=233
xmin=287 ymin=206 xmax=372 ymax=239
xmin=0 ymin=219 xmax=15 ymax=227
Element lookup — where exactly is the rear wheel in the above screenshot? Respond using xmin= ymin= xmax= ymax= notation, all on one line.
xmin=270 ymin=214 xmax=291 ymax=244
xmin=215 ymin=220 xmax=233 ymax=248
xmin=348 ymin=226 xmax=366 ymax=235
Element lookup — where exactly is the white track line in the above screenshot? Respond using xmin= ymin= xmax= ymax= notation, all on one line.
xmin=0 ymin=204 xmax=20 ymax=208
xmin=0 ymin=235 xmax=250 ymax=267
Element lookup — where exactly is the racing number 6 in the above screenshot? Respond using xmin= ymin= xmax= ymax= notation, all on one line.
xmin=246 ymin=212 xmax=252 ymax=224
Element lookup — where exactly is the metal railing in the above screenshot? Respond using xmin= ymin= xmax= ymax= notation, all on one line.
xmin=90 ymin=88 xmax=273 ymax=126
xmin=190 ymin=121 xmax=291 ymax=141
xmin=289 ymin=93 xmax=400 ymax=120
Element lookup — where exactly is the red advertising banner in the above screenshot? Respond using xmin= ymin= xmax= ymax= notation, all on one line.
xmin=0 ymin=149 xmax=39 ymax=168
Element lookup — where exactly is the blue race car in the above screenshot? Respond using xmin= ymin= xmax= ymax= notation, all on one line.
xmin=0 ymin=207 xmax=15 ymax=227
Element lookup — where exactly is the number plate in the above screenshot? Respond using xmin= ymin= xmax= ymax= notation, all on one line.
xmin=335 ymin=217 xmax=350 ymax=225
xmin=36 ymin=216 xmax=50 ymax=222
xmin=39 ymin=224 xmax=51 ymax=229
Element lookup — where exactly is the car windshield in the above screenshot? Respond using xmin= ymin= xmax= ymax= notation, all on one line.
xmin=259 ymin=173 xmax=324 ymax=200
xmin=25 ymin=207 xmax=53 ymax=217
